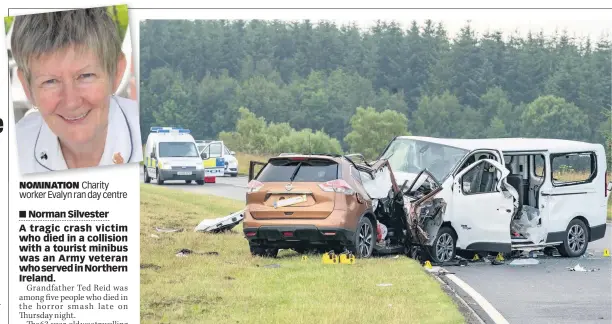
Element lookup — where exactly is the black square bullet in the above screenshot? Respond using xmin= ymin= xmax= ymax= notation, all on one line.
xmin=19 ymin=211 xmax=26 ymax=218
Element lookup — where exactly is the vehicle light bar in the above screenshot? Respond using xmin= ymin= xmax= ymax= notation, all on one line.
xmin=150 ymin=127 xmax=191 ymax=134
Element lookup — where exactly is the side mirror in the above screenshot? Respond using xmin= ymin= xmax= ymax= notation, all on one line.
xmin=607 ymin=181 xmax=612 ymax=192
xmin=230 ymin=151 xmax=236 ymax=155
xmin=200 ymin=152 xmax=208 ymax=160
xmin=462 ymin=181 xmax=471 ymax=193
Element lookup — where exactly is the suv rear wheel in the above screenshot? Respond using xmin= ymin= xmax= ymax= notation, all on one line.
xmin=350 ymin=217 xmax=375 ymax=258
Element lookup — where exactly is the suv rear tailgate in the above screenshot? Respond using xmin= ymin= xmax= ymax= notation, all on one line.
xmin=247 ymin=157 xmax=338 ymax=220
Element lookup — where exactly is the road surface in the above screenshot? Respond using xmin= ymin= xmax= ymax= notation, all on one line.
xmin=141 ymin=172 xmax=612 ymax=324
xmin=139 ymin=170 xmax=248 ymax=202
xmin=450 ymin=227 xmax=612 ymax=324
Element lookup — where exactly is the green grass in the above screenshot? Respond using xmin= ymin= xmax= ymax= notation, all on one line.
xmin=140 ymin=184 xmax=465 ymax=324
xmin=235 ymin=152 xmax=272 ymax=176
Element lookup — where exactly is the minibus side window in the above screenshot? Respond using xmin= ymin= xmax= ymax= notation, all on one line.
xmin=550 ymin=152 xmax=596 ymax=186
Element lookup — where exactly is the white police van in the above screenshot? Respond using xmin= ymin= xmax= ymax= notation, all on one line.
xmin=143 ymin=127 xmax=206 ymax=185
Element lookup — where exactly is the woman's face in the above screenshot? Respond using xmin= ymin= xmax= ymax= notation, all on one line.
xmin=19 ymin=45 xmax=123 ymax=147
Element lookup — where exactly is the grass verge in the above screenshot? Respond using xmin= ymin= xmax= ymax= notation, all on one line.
xmin=140 ymin=184 xmax=465 ymax=324
xmin=235 ymin=152 xmax=272 ymax=176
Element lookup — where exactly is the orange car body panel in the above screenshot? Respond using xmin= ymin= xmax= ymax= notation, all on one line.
xmin=244 ymin=155 xmax=370 ymax=234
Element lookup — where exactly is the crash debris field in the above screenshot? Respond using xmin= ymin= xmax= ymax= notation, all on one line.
xmin=139 ymin=184 xmax=465 ymax=324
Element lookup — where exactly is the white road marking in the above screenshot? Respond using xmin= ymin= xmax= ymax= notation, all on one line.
xmin=432 ymin=275 xmax=485 ymax=324
xmin=443 ymin=272 xmax=510 ymax=324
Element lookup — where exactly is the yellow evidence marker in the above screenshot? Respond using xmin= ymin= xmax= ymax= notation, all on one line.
xmin=472 ymin=254 xmax=480 ymax=261
xmin=322 ymin=251 xmax=338 ymax=264
xmin=301 ymin=255 xmax=309 ymax=261
xmin=340 ymin=252 xmax=356 ymax=264
xmin=496 ymin=253 xmax=505 ymax=262
xmin=423 ymin=261 xmax=432 ymax=269
xmin=603 ymin=248 xmax=610 ymax=257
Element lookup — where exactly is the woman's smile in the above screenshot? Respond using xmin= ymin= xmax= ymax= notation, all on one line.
xmin=60 ymin=110 xmax=91 ymax=123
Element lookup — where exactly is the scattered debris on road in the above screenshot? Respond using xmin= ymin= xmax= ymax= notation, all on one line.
xmin=377 ymin=283 xmax=393 ymax=287
xmin=509 ymin=258 xmax=539 ymax=266
xmin=175 ymin=248 xmax=219 ymax=257
xmin=150 ymin=234 xmax=160 ymax=238
xmin=567 ymin=264 xmax=600 ymax=272
xmin=195 ymin=209 xmax=244 ymax=233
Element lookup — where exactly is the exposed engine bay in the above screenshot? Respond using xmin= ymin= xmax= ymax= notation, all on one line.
xmin=352 ymin=158 xmax=448 ymax=254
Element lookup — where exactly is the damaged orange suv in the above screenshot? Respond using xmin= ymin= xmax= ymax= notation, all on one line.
xmin=243 ymin=154 xmax=391 ymax=258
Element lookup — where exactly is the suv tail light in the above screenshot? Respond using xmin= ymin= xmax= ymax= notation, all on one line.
xmin=319 ymin=179 xmax=355 ymax=195
xmin=247 ymin=180 xmax=264 ymax=193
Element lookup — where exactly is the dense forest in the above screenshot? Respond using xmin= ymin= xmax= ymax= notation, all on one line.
xmin=139 ymin=19 xmax=611 ymax=160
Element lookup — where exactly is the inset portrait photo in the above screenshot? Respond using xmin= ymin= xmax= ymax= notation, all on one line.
xmin=5 ymin=5 xmax=141 ymax=175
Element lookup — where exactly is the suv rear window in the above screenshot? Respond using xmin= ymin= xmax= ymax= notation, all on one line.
xmin=256 ymin=158 xmax=339 ymax=182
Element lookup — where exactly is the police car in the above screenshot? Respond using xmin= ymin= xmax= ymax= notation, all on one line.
xmin=197 ymin=140 xmax=238 ymax=177
xmin=143 ymin=127 xmax=206 ymax=185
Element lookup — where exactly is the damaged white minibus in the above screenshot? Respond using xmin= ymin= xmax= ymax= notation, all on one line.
xmin=373 ymin=136 xmax=609 ymax=263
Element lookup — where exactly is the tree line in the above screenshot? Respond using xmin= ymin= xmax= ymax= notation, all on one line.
xmin=139 ymin=19 xmax=611 ymax=162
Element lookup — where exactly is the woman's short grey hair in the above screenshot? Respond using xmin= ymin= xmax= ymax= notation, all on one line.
xmin=11 ymin=7 xmax=123 ymax=87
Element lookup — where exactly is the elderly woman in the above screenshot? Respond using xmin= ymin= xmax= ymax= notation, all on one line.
xmin=12 ymin=7 xmax=141 ymax=174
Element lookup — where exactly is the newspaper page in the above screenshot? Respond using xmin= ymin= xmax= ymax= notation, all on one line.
xmin=4 ymin=5 xmax=140 ymax=324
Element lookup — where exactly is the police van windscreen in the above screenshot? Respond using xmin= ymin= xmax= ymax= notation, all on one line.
xmin=256 ymin=158 xmax=338 ymax=182
xmin=159 ymin=142 xmax=199 ymax=157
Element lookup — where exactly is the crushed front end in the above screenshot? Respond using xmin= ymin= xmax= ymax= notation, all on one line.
xmin=351 ymin=157 xmax=447 ymax=254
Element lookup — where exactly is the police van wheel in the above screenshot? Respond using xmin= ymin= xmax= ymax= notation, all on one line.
xmin=156 ymin=169 xmax=164 ymax=185
xmin=186 ymin=180 xmax=192 ymax=184
xmin=143 ymin=167 xmax=151 ymax=183
xmin=196 ymin=180 xmax=204 ymax=185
